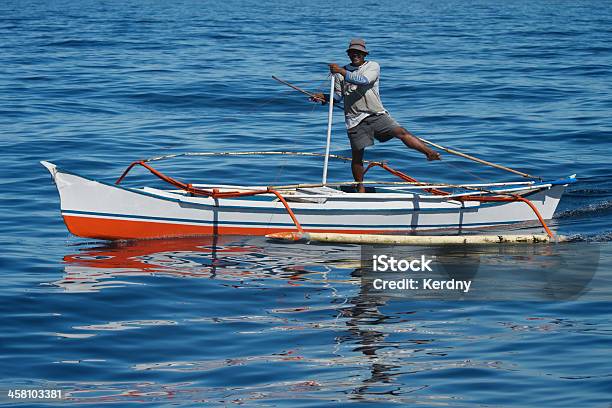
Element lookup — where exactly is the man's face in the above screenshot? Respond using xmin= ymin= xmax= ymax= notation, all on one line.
xmin=347 ymin=50 xmax=366 ymax=66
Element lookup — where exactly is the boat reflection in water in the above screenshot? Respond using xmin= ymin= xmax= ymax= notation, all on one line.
xmin=57 ymin=237 xmax=250 ymax=293
xmin=55 ymin=235 xmax=355 ymax=293
xmin=56 ymin=236 xmax=599 ymax=307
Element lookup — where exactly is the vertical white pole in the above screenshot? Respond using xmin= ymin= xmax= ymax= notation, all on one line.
xmin=322 ymin=75 xmax=335 ymax=185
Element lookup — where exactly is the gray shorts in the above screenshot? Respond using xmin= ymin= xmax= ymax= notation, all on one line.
xmin=347 ymin=113 xmax=401 ymax=151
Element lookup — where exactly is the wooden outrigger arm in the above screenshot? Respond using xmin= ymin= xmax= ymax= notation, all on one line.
xmin=416 ymin=137 xmax=540 ymax=179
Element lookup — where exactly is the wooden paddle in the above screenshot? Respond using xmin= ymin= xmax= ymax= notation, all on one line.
xmin=272 ymin=75 xmax=344 ymax=110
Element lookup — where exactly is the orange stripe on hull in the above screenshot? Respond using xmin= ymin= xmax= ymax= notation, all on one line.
xmin=62 ymin=215 xmax=398 ymax=240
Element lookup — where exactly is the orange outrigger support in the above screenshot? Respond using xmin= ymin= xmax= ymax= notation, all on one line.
xmin=116 ymin=158 xmax=554 ymax=239
xmin=116 ymin=160 xmax=304 ymax=234
xmin=365 ymin=161 xmax=554 ymax=238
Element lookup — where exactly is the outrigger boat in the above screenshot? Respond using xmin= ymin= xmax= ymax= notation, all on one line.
xmin=43 ymin=77 xmax=576 ymax=244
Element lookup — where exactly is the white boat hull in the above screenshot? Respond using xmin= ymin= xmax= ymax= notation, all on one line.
xmin=42 ymin=162 xmax=568 ymax=240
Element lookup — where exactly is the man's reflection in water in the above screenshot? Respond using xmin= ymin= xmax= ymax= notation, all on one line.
xmin=338 ymin=267 xmax=402 ymax=400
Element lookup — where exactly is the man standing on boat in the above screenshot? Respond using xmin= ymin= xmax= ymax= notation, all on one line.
xmin=312 ymin=38 xmax=440 ymax=193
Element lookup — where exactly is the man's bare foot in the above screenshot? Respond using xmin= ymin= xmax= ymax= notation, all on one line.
xmin=356 ymin=183 xmax=366 ymax=193
xmin=426 ymin=151 xmax=441 ymax=161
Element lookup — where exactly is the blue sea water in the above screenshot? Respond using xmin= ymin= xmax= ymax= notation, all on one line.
xmin=1 ymin=0 xmax=612 ymax=406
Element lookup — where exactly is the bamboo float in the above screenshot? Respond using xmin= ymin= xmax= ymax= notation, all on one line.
xmin=266 ymin=231 xmax=567 ymax=245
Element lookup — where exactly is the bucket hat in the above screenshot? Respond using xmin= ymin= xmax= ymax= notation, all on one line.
xmin=346 ymin=38 xmax=369 ymax=54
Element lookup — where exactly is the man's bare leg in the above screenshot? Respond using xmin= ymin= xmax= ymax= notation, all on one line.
xmin=391 ymin=127 xmax=441 ymax=161
xmin=351 ymin=147 xmax=366 ymax=193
